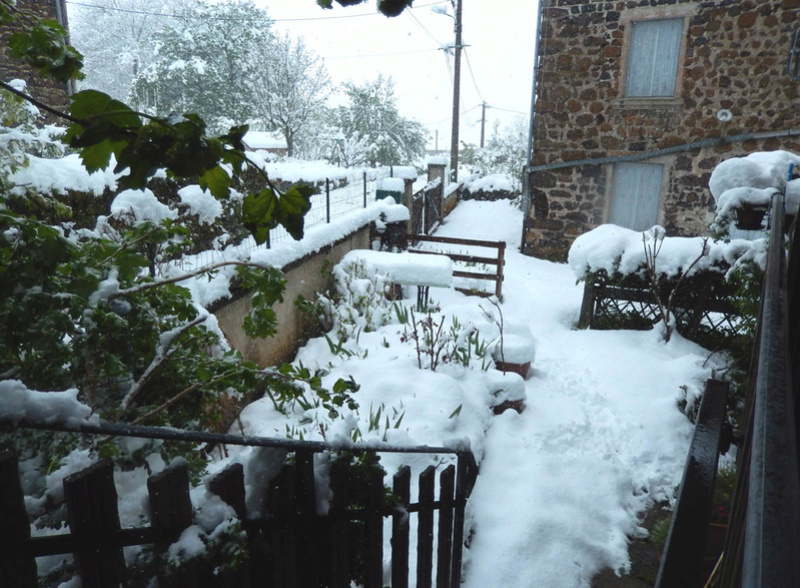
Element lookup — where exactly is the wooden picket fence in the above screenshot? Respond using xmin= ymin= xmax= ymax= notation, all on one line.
xmin=0 ymin=427 xmax=477 ymax=588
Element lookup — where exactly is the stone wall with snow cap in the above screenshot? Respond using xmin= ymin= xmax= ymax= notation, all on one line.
xmin=462 ymin=174 xmax=517 ymax=201
xmin=525 ymin=0 xmax=800 ymax=262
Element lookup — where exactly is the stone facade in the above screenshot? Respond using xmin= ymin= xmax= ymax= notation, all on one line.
xmin=525 ymin=0 xmax=800 ymax=261
xmin=1 ymin=0 xmax=71 ymax=120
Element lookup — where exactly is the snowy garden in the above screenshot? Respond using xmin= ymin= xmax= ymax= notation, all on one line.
xmin=2 ymin=1 xmax=800 ymax=585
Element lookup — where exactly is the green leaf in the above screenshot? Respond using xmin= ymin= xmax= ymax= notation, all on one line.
xmin=78 ymin=137 xmax=126 ymax=172
xmin=275 ymin=185 xmax=316 ymax=241
xmin=242 ymin=189 xmax=278 ymax=245
xmin=69 ymin=90 xmax=141 ymax=129
xmin=198 ymin=166 xmax=231 ymax=199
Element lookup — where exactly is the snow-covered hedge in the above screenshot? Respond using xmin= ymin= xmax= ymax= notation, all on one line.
xmin=568 ymin=224 xmax=765 ymax=282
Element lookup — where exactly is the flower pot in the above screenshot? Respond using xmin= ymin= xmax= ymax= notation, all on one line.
xmin=734 ymin=203 xmax=769 ymax=230
xmin=492 ymin=398 xmax=525 ymax=415
xmin=706 ymin=523 xmax=728 ymax=556
xmin=493 ymin=360 xmax=531 ymax=380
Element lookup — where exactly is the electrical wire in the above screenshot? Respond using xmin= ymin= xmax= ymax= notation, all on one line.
xmin=404 ymin=6 xmax=446 ymax=48
xmin=462 ymin=48 xmax=485 ymax=103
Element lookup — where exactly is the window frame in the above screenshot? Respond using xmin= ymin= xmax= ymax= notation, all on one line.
xmin=618 ymin=5 xmax=694 ymax=106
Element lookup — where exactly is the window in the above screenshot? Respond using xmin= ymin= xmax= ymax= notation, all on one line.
xmin=609 ymin=162 xmax=664 ymax=230
xmin=789 ymin=28 xmax=800 ymax=80
xmin=625 ymin=18 xmax=684 ymax=97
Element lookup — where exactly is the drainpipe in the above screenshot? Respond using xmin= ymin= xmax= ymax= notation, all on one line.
xmin=520 ymin=0 xmax=545 ymax=252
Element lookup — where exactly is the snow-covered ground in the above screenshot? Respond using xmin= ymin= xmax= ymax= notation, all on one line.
xmin=232 ymin=199 xmax=718 ymax=586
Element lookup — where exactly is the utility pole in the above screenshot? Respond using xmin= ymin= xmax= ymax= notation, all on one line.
xmin=479 ymin=102 xmax=486 ymax=148
xmin=450 ymin=0 xmax=463 ymax=182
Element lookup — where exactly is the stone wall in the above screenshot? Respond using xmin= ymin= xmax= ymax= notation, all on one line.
xmin=525 ymin=0 xmax=800 ymax=261
xmin=1 ymin=0 xmax=71 ymax=120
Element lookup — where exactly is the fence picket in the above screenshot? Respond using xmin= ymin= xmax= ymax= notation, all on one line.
xmin=207 ymin=463 xmax=251 ymax=587
xmin=437 ymin=465 xmax=456 ymax=587
xmin=295 ymin=450 xmax=319 ymax=587
xmin=329 ymin=462 xmax=351 ymax=588
xmin=63 ymin=459 xmax=126 ymax=587
xmin=0 ymin=451 xmax=37 ymax=588
xmin=267 ymin=464 xmax=297 ymax=587
xmin=416 ymin=465 xmax=436 ymax=588
xmin=366 ymin=465 xmax=384 ymax=587
xmin=391 ymin=466 xmax=411 ymax=588
xmin=147 ymin=463 xmax=197 ymax=588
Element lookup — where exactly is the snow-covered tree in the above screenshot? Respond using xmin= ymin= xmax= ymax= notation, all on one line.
xmin=462 ymin=116 xmax=529 ymax=189
xmin=69 ymin=0 xmax=192 ymax=101
xmin=249 ymin=35 xmax=331 ymax=157
xmin=330 ymin=75 xmax=427 ymax=167
xmin=130 ymin=0 xmax=274 ymax=134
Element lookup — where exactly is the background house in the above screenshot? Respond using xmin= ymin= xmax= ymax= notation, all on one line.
xmin=524 ymin=0 xmax=800 ymax=261
xmin=0 ymin=0 xmax=71 ymax=118
xmin=242 ymin=130 xmax=289 ymax=157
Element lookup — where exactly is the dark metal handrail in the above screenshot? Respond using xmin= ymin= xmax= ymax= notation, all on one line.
xmin=736 ymin=194 xmax=800 ymax=585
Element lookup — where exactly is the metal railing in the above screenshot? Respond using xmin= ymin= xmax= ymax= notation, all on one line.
xmin=656 ymin=193 xmax=800 ymax=586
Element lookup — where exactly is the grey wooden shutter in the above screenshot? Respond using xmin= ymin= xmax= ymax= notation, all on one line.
xmin=626 ymin=18 xmax=683 ymax=97
xmin=609 ymin=162 xmax=664 ymax=230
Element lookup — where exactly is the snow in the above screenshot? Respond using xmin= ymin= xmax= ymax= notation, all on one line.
xmin=377 ymin=176 xmax=405 ymax=192
xmin=223 ymin=199 xmax=719 ymax=586
xmin=464 ymin=173 xmax=515 ymax=193
xmin=339 ymin=249 xmax=453 ymax=287
xmin=10 ymin=153 xmax=119 ymax=196
xmin=391 ymin=166 xmax=418 ymax=180
xmin=0 ymin=380 xmax=92 ymax=426
xmin=111 ymin=188 xmax=177 ymax=223
xmin=3 ymin=158 xmax=725 ymax=585
xmin=242 ymin=130 xmax=287 ymax=151
xmin=178 ymin=185 xmax=223 ymax=224
xmin=568 ymin=223 xmax=763 ymax=280
xmin=709 ymin=150 xmax=800 ymax=201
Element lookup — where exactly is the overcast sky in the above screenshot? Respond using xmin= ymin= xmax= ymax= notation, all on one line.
xmin=259 ymin=1 xmax=538 ymax=151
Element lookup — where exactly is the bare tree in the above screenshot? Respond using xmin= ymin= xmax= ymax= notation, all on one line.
xmin=250 ymin=35 xmax=331 ymax=157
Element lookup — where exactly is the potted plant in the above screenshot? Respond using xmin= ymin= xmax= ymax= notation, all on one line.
xmin=491 ymin=333 xmax=536 ymax=380
xmin=733 ymin=202 xmax=770 ymax=231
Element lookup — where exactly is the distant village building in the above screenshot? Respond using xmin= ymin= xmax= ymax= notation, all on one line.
xmin=0 ymin=0 xmax=71 ymax=120
xmin=524 ymin=0 xmax=800 ymax=261
xmin=242 ymin=131 xmax=289 ymax=157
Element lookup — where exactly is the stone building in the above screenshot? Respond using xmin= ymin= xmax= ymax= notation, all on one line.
xmin=0 ymin=0 xmax=71 ymax=119
xmin=524 ymin=0 xmax=800 ymax=261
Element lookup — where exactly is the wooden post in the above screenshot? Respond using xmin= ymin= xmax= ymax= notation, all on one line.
xmin=209 ymin=463 xmax=247 ymax=520
xmin=496 ymin=241 xmax=506 ymax=302
xmin=294 ymin=450 xmax=318 ymax=588
xmin=267 ymin=465 xmax=297 ymax=587
xmin=147 ymin=463 xmax=197 ymax=588
xmin=578 ymin=281 xmax=596 ymax=329
xmin=63 ymin=459 xmax=126 ymax=587
xmin=416 ymin=466 xmax=435 ymax=588
xmin=391 ymin=466 xmax=411 ymax=588
xmin=0 ymin=451 xmax=37 ymax=588
xmin=436 ymin=465 xmax=456 ymax=588
xmin=365 ymin=465 xmax=384 ymax=588
xmin=451 ymin=453 xmax=477 ymax=585
xmin=329 ymin=464 xmax=350 ymax=588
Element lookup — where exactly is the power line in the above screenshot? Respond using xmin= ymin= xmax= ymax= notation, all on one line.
xmin=462 ymin=48 xmax=484 ymax=103
xmin=327 ymin=47 xmax=438 ymax=60
xmin=65 ymin=0 xmax=449 ymax=23
xmin=404 ymin=7 xmax=445 ymax=48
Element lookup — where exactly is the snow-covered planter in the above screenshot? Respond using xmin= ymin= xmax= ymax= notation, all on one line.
xmin=709 ymin=150 xmax=800 ymax=235
xmin=491 ymin=333 xmax=536 ymax=381
xmin=485 ymin=369 xmax=527 ymax=415
xmin=461 ymin=174 xmax=517 ymax=201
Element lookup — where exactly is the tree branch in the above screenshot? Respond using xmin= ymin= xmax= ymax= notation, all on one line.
xmin=114 ymin=315 xmax=207 ymax=421
xmin=108 ymin=260 xmax=272 ymax=300
xmin=0 ymin=79 xmax=81 ymax=125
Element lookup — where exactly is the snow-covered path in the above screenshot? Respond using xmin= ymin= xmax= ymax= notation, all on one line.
xmin=429 ymin=201 xmax=713 ymax=586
